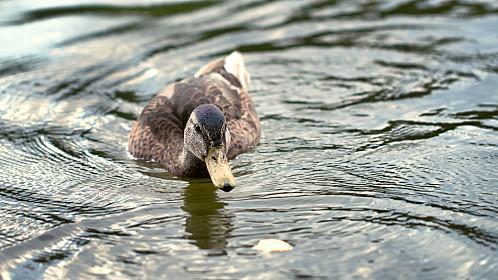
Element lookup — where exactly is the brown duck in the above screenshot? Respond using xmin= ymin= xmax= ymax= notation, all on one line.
xmin=128 ymin=52 xmax=260 ymax=192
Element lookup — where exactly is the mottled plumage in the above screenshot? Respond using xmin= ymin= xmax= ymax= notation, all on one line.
xmin=128 ymin=52 xmax=260 ymax=180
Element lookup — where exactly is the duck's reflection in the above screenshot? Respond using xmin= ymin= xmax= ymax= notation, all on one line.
xmin=182 ymin=181 xmax=232 ymax=253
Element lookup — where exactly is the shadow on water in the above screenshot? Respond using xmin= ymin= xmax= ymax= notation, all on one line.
xmin=182 ymin=181 xmax=232 ymax=253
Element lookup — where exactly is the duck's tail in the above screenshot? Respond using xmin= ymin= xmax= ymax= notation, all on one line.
xmin=223 ymin=51 xmax=250 ymax=91
xmin=195 ymin=51 xmax=251 ymax=92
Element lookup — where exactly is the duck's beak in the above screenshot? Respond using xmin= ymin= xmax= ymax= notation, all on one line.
xmin=205 ymin=146 xmax=236 ymax=192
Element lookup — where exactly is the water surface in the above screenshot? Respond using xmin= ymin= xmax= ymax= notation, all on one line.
xmin=0 ymin=0 xmax=497 ymax=279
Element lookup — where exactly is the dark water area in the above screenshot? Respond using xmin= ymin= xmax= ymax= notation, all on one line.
xmin=0 ymin=0 xmax=497 ymax=278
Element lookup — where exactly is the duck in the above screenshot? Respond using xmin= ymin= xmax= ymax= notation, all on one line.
xmin=128 ymin=51 xmax=260 ymax=192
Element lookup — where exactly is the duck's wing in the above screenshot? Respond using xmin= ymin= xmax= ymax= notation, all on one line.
xmin=225 ymin=82 xmax=260 ymax=159
xmin=128 ymin=85 xmax=185 ymax=173
xmin=195 ymin=51 xmax=260 ymax=159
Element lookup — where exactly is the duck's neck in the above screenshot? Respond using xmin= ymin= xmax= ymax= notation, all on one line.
xmin=176 ymin=146 xmax=209 ymax=177
xmin=159 ymin=141 xmax=208 ymax=177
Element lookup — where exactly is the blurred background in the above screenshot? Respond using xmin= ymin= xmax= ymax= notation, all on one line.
xmin=0 ymin=0 xmax=497 ymax=278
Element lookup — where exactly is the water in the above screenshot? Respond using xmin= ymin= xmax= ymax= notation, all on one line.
xmin=0 ymin=0 xmax=497 ymax=278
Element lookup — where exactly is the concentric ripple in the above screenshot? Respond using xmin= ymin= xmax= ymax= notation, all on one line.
xmin=0 ymin=0 xmax=497 ymax=279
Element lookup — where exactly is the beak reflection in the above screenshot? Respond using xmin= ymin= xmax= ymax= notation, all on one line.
xmin=205 ymin=146 xmax=236 ymax=192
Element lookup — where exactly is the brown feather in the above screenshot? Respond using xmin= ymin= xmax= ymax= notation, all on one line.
xmin=128 ymin=53 xmax=260 ymax=177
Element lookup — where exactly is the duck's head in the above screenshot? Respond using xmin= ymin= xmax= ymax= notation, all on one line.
xmin=184 ymin=104 xmax=235 ymax=192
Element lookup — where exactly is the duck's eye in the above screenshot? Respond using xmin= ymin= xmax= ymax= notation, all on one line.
xmin=194 ymin=124 xmax=202 ymax=133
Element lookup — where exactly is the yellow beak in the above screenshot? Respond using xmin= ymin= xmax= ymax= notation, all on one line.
xmin=205 ymin=146 xmax=236 ymax=192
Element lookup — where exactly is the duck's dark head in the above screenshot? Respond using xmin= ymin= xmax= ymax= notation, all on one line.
xmin=184 ymin=104 xmax=235 ymax=192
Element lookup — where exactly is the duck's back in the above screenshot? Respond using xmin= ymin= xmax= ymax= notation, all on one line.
xmin=128 ymin=52 xmax=260 ymax=169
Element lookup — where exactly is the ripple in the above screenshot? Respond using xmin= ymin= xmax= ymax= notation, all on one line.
xmin=5 ymin=1 xmax=219 ymax=25
xmin=1 ymin=0 xmax=498 ymax=278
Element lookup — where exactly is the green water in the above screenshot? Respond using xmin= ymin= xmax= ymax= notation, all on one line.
xmin=0 ymin=0 xmax=497 ymax=279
